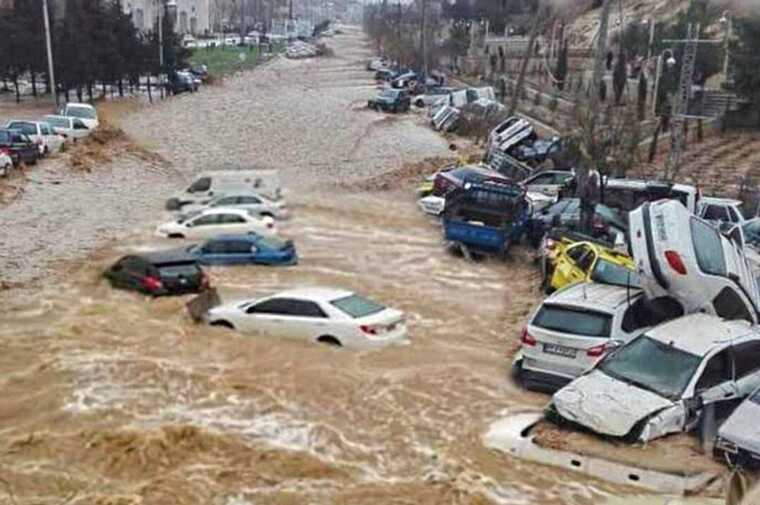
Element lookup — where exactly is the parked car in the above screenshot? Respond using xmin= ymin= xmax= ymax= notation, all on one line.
xmin=43 ymin=114 xmax=92 ymax=141
xmin=156 ymin=208 xmax=277 ymax=240
xmin=544 ymin=240 xmax=639 ymax=293
xmin=104 ymin=252 xmax=209 ymax=296
xmin=166 ymin=72 xmax=198 ymax=94
xmin=595 ymin=178 xmax=698 ymax=214
xmin=715 ymin=385 xmax=760 ymax=470
xmin=527 ymin=198 xmax=627 ymax=248
xmin=180 ymin=234 xmax=297 ymax=266
xmin=5 ymin=120 xmax=64 ymax=155
xmin=698 ymin=197 xmax=752 ymax=226
xmin=432 ymin=165 xmax=510 ymax=197
xmin=0 ymin=151 xmax=12 ymax=177
xmin=368 ymin=88 xmax=411 ymax=113
xmin=204 ymin=287 xmax=408 ymax=349
xmin=521 ymin=170 xmax=574 ymax=199
xmin=548 ymin=314 xmax=760 ymax=443
xmin=412 ymin=86 xmax=455 ymax=108
xmin=516 ymin=282 xmax=678 ymax=391
xmin=390 ymin=71 xmax=418 ymax=89
xmin=180 ymin=192 xmax=290 ymax=220
xmin=511 ymin=137 xmax=565 ymax=167
xmin=629 ymin=200 xmax=760 ymax=324
xmin=61 ymin=102 xmax=99 ymax=130
xmin=165 ymin=169 xmax=282 ymax=210
xmin=0 ymin=129 xmax=39 ymax=166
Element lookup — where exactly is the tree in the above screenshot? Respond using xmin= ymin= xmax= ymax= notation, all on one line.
xmin=731 ymin=14 xmax=760 ymax=124
xmin=554 ymin=39 xmax=568 ymax=91
xmin=613 ymin=49 xmax=627 ymax=105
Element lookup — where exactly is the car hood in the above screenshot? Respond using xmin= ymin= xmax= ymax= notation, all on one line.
xmin=553 ymin=370 xmax=674 ymax=438
xmin=718 ymin=398 xmax=760 ymax=454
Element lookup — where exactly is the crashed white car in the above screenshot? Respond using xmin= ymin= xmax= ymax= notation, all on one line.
xmin=548 ymin=313 xmax=760 ymax=443
xmin=715 ymin=385 xmax=760 ymax=469
xmin=205 ymin=287 xmax=408 ymax=349
xmin=179 ymin=192 xmax=290 ymax=220
xmin=630 ymin=200 xmax=760 ymax=324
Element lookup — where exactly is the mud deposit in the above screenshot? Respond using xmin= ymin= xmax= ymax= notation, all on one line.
xmin=0 ymin=28 xmax=700 ymax=505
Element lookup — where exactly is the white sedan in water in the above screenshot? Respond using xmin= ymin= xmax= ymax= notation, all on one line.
xmin=156 ymin=208 xmax=276 ymax=239
xmin=205 ymin=287 xmax=408 ymax=349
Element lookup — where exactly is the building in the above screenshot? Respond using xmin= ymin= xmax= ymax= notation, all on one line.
xmin=124 ymin=0 xmax=212 ymax=35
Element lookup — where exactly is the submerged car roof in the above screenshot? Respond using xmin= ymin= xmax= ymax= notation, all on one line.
xmin=646 ymin=313 xmax=754 ymax=356
xmin=274 ymin=287 xmax=355 ymax=302
xmin=136 ymin=251 xmax=199 ymax=266
xmin=545 ymin=282 xmax=642 ymax=313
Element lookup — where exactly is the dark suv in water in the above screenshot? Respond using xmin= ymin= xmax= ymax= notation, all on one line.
xmin=0 ymin=129 xmax=39 ymax=166
xmin=368 ymin=88 xmax=411 ymax=113
xmin=104 ymin=252 xmax=209 ymax=296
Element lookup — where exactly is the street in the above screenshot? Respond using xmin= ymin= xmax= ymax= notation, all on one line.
xmin=0 ymin=28 xmax=630 ymax=505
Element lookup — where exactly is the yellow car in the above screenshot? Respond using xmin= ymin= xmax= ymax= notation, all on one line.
xmin=543 ymin=240 xmax=639 ymax=293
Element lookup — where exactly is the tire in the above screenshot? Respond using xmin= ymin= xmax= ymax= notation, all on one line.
xmin=317 ymin=335 xmax=342 ymax=347
xmin=211 ymin=320 xmax=235 ymax=330
xmin=167 ymin=233 xmax=185 ymax=239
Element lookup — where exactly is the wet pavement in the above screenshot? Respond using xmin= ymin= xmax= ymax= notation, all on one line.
xmin=0 ymin=27 xmax=653 ymax=505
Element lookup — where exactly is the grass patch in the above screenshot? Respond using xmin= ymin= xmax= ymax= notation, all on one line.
xmin=188 ymin=45 xmax=263 ymax=79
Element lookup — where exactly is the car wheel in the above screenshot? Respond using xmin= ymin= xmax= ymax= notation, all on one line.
xmin=211 ymin=320 xmax=235 ymax=330
xmin=167 ymin=233 xmax=185 ymax=239
xmin=317 ymin=335 xmax=342 ymax=347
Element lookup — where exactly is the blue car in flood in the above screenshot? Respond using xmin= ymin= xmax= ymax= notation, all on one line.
xmin=181 ymin=234 xmax=297 ymax=266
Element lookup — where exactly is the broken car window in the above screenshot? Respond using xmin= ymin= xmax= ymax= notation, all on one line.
xmin=599 ymin=336 xmax=702 ymax=400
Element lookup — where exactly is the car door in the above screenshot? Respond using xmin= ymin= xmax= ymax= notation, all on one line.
xmin=553 ymin=244 xmax=593 ymax=288
xmin=693 ymin=349 xmax=739 ymax=417
xmin=225 ymin=240 xmax=256 ymax=264
xmin=278 ymin=299 xmax=330 ymax=341
xmin=243 ymin=298 xmax=300 ymax=337
xmin=187 ymin=213 xmax=221 ymax=238
xmin=731 ymin=340 xmax=760 ymax=397
xmin=199 ymin=239 xmax=227 ymax=265
xmin=217 ymin=213 xmax=250 ymax=234
xmin=237 ymin=196 xmax=264 ymax=215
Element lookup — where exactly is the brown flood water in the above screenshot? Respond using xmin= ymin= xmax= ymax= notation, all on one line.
xmin=0 ymin=188 xmax=639 ymax=504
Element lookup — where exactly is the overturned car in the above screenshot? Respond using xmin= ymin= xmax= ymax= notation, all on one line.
xmin=630 ymin=199 xmax=760 ymax=325
xmin=547 ymin=313 xmax=760 ymax=443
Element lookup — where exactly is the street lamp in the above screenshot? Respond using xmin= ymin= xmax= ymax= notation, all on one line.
xmin=720 ymin=10 xmax=733 ymax=84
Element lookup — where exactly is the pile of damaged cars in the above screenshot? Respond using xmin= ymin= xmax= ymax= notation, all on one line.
xmin=514 ymin=191 xmax=760 ymax=469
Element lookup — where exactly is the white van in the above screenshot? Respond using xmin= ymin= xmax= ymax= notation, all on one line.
xmin=61 ymin=103 xmax=99 ymax=130
xmin=165 ymin=169 xmax=282 ymax=210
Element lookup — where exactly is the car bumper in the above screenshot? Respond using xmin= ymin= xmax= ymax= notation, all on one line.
xmin=519 ymin=367 xmax=573 ymax=393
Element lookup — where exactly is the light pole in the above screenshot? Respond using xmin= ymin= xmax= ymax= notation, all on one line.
xmin=42 ymin=0 xmax=58 ymax=110
xmin=720 ymin=10 xmax=733 ymax=85
xmin=157 ymin=0 xmax=177 ymax=98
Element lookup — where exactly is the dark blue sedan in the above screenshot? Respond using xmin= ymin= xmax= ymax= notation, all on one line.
xmin=181 ymin=234 xmax=297 ymax=266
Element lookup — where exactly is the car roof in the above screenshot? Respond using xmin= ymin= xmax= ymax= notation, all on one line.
xmin=273 ymin=287 xmax=354 ymax=302
xmin=604 ymin=178 xmax=696 ymax=192
xmin=701 ymin=196 xmax=743 ymax=206
xmin=205 ymin=234 xmax=258 ymax=242
xmin=646 ymin=314 xmax=755 ymax=356
xmin=200 ymin=207 xmax=248 ymax=216
xmin=129 ymin=251 xmax=198 ymax=266
xmin=65 ymin=102 xmax=94 ymax=109
xmin=545 ymin=282 xmax=641 ymax=313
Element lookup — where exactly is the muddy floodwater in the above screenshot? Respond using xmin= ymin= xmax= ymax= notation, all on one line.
xmin=0 ymin=28 xmax=673 ymax=505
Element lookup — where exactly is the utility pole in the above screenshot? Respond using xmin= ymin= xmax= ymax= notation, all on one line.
xmin=240 ymin=0 xmax=246 ymax=41
xmin=508 ymin=3 xmax=547 ymax=117
xmin=588 ymin=0 xmax=612 ymax=124
xmin=42 ymin=0 xmax=58 ymax=110
xmin=158 ymin=1 xmax=164 ymax=99
xmin=420 ymin=0 xmax=428 ymax=77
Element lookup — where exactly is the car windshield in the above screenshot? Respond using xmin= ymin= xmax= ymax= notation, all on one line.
xmin=532 ymin=304 xmax=612 ymax=338
xmin=7 ymin=122 xmax=36 ymax=135
xmin=591 ymin=259 xmax=641 ymax=288
xmin=46 ymin=117 xmax=70 ymax=128
xmin=331 ymin=294 xmax=385 ymax=318
xmin=66 ymin=106 xmax=96 ymax=119
xmin=598 ymin=336 xmax=702 ymax=400
xmin=157 ymin=262 xmax=200 ymax=277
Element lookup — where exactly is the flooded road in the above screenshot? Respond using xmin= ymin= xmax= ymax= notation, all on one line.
xmin=1 ymin=28 xmax=638 ymax=505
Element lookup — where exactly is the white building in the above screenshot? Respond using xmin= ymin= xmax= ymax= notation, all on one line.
xmin=125 ymin=0 xmax=212 ymax=35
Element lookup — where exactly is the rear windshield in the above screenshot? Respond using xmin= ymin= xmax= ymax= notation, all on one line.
xmin=331 ymin=294 xmax=385 ymax=318
xmin=591 ymin=259 xmax=641 ymax=288
xmin=66 ymin=106 xmax=96 ymax=119
xmin=7 ymin=122 xmax=36 ymax=135
xmin=691 ymin=218 xmax=727 ymax=276
xmin=532 ymin=304 xmax=612 ymax=338
xmin=157 ymin=263 xmax=200 ymax=277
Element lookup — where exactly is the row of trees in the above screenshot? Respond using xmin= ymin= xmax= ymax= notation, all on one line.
xmin=0 ymin=0 xmax=188 ymax=103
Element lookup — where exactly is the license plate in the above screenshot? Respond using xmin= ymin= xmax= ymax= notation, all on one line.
xmin=543 ymin=343 xmax=577 ymax=358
